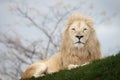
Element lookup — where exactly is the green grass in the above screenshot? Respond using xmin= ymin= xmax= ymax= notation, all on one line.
xmin=24 ymin=52 xmax=120 ymax=80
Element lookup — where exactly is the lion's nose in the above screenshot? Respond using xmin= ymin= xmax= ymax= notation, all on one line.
xmin=75 ymin=35 xmax=84 ymax=40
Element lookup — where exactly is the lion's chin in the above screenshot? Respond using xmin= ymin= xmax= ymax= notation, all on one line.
xmin=74 ymin=43 xmax=84 ymax=48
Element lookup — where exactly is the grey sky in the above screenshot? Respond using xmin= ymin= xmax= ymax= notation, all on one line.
xmin=0 ymin=0 xmax=120 ymax=57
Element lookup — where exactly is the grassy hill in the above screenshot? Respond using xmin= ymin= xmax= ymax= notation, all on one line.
xmin=24 ymin=52 xmax=120 ymax=80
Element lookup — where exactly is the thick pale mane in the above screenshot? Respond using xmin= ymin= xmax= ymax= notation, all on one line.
xmin=67 ymin=13 xmax=94 ymax=29
xmin=61 ymin=13 xmax=101 ymax=68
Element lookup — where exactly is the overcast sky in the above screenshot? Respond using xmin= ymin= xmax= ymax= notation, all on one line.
xmin=0 ymin=0 xmax=120 ymax=57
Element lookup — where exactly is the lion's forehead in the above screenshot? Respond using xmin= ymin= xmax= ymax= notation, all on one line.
xmin=70 ymin=21 xmax=88 ymax=29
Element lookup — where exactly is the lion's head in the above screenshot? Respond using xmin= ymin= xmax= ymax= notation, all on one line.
xmin=68 ymin=18 xmax=92 ymax=48
xmin=61 ymin=14 xmax=101 ymax=67
xmin=62 ymin=14 xmax=95 ymax=48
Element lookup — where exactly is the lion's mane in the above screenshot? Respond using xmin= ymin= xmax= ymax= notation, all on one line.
xmin=61 ymin=14 xmax=101 ymax=68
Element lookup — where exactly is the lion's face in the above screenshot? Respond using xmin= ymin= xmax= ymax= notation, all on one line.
xmin=68 ymin=21 xmax=90 ymax=48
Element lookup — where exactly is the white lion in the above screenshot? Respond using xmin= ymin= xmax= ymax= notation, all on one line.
xmin=20 ymin=13 xmax=101 ymax=79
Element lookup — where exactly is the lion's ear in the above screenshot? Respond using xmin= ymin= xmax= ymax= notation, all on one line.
xmin=66 ymin=13 xmax=80 ymax=28
xmin=85 ymin=16 xmax=94 ymax=29
xmin=65 ymin=18 xmax=71 ymax=29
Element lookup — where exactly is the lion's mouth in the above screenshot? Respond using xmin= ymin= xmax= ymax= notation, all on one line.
xmin=75 ymin=41 xmax=85 ymax=44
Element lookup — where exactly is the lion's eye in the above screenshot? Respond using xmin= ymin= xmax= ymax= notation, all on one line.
xmin=72 ymin=28 xmax=75 ymax=31
xmin=84 ymin=28 xmax=87 ymax=31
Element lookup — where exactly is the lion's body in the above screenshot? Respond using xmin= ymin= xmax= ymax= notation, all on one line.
xmin=21 ymin=53 xmax=63 ymax=79
xmin=21 ymin=14 xmax=101 ymax=79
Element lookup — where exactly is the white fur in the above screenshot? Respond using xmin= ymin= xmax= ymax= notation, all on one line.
xmin=33 ymin=63 xmax=47 ymax=77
